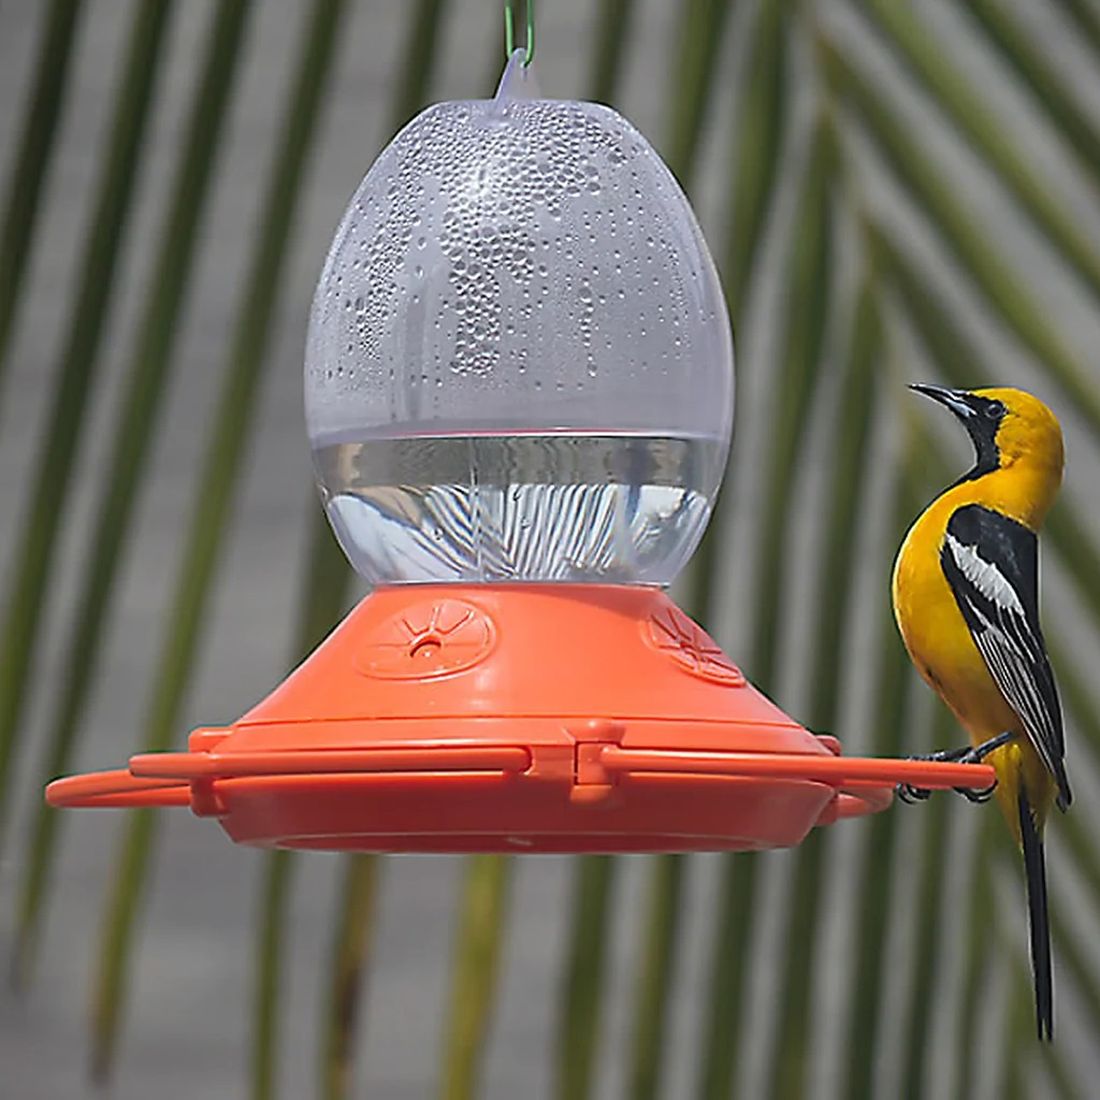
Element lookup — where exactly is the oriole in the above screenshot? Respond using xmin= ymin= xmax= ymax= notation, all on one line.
xmin=892 ymin=384 xmax=1071 ymax=1041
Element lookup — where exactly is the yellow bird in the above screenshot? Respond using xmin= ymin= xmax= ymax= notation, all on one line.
xmin=892 ymin=384 xmax=1071 ymax=1041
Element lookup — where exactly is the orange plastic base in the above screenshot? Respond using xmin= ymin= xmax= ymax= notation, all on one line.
xmin=46 ymin=585 xmax=993 ymax=853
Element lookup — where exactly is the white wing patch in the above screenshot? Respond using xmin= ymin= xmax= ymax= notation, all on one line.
xmin=942 ymin=530 xmax=1062 ymax=780
xmin=945 ymin=533 xmax=1025 ymax=615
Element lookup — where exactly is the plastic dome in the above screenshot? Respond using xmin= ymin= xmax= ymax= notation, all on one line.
xmin=305 ymin=54 xmax=734 ymax=586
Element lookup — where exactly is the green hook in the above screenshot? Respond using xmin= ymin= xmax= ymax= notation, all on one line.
xmin=504 ymin=0 xmax=535 ymax=66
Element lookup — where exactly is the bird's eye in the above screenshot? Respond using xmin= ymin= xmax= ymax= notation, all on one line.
xmin=985 ymin=400 xmax=1006 ymax=419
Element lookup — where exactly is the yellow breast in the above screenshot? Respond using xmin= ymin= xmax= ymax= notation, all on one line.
xmin=891 ymin=495 xmax=1019 ymax=741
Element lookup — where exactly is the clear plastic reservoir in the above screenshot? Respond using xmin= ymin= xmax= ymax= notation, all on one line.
xmin=305 ymin=54 xmax=734 ymax=586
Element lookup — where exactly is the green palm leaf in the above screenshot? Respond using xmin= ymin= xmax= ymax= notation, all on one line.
xmin=721 ymin=0 xmax=788 ymax=323
xmin=1057 ymin=0 xmax=1100 ymax=53
xmin=818 ymin=28 xmax=1100 ymax=435
xmin=765 ymin=259 xmax=882 ymax=1100
xmin=89 ymin=0 xmax=348 ymax=1076
xmin=964 ymin=0 xmax=1100 ymax=186
xmin=555 ymin=855 xmax=618 ymax=1100
xmin=697 ymin=114 xmax=833 ymax=1100
xmin=687 ymin=0 xmax=789 ymax=625
xmin=440 ymin=854 xmax=513 ymax=1100
xmin=586 ymin=0 xmax=639 ymax=106
xmin=253 ymin=513 xmax=352 ymax=1100
xmin=863 ymin=0 xmax=1100 ymax=301
xmin=252 ymin=849 xmax=297 ymax=1100
xmin=252 ymin=3 xmax=454 ymax=1094
xmin=897 ymin=708 xmax=957 ymax=1099
xmin=623 ymin=5 xmax=736 ymax=1093
xmin=0 ymin=0 xmax=84 ymax=375
xmin=628 ymin=853 xmax=687 ymax=1100
xmin=11 ymin=0 xmax=254 ymax=985
xmin=547 ymin=9 xmax=638 ymax=1097
xmin=836 ymin=445 xmax=922 ymax=1100
xmin=661 ymin=0 xmax=734 ymax=184
xmin=0 ymin=0 xmax=176 ymax=841
xmin=321 ymin=855 xmax=381 ymax=1100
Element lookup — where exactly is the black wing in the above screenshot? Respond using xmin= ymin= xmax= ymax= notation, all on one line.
xmin=941 ymin=504 xmax=1071 ymax=810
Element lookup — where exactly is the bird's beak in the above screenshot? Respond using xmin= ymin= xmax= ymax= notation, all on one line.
xmin=909 ymin=383 xmax=978 ymax=421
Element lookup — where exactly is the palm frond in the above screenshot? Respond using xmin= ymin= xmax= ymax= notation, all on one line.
xmin=687 ymin=0 xmax=790 ymax=617
xmin=321 ymin=855 xmax=381 ymax=1100
xmin=863 ymin=0 xmax=1100 ymax=300
xmin=836 ymin=467 xmax=922 ymax=1100
xmin=586 ymin=0 xmax=639 ymax=106
xmin=11 ymin=0 xmax=254 ymax=985
xmin=661 ymin=0 xmax=734 ymax=188
xmin=819 ymin=29 xmax=1100 ymax=433
xmin=1056 ymin=0 xmax=1100 ymax=53
xmin=439 ymin=854 xmax=512 ymax=1100
xmin=0 ymin=0 xmax=176 ymax=842
xmin=698 ymin=113 xmax=834 ymax=1099
xmin=253 ymin=513 xmax=353 ymax=1100
xmin=951 ymin=814 xmax=999 ymax=1098
xmin=765 ymin=260 xmax=882 ymax=1100
xmin=623 ymin=3 xmax=738 ymax=1089
xmin=252 ymin=850 xmax=297 ymax=1100
xmin=965 ymin=0 xmax=1100 ymax=186
xmin=721 ymin=0 xmax=788 ymax=323
xmin=628 ymin=853 xmax=687 ymax=1100
xmin=547 ymin=13 xmax=640 ymax=1092
xmin=555 ymin=855 xmax=618 ymax=1100
xmin=89 ymin=0 xmax=349 ymax=1076
xmin=897 ymin=708 xmax=956 ymax=1098
xmin=0 ymin=0 xmax=84 ymax=374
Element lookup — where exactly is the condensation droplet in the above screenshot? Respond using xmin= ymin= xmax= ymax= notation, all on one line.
xmin=306 ymin=94 xmax=731 ymax=489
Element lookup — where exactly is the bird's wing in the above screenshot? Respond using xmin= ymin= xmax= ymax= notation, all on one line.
xmin=940 ymin=504 xmax=1070 ymax=806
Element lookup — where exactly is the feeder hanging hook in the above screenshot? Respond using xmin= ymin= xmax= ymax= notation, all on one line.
xmin=504 ymin=0 xmax=535 ymax=66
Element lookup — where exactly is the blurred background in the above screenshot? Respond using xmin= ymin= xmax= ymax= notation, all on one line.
xmin=2 ymin=1 xmax=1100 ymax=1097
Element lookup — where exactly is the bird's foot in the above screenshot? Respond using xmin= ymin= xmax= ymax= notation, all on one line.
xmin=922 ymin=745 xmax=972 ymax=764
xmin=895 ymin=747 xmax=965 ymax=802
xmin=895 ymin=733 xmax=1012 ymax=805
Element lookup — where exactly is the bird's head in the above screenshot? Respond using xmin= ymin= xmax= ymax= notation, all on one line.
xmin=910 ymin=384 xmax=1064 ymax=483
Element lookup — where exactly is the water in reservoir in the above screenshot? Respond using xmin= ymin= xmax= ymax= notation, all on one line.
xmin=312 ymin=431 xmax=725 ymax=586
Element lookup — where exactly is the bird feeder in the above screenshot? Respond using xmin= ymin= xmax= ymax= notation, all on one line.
xmin=46 ymin=52 xmax=992 ymax=852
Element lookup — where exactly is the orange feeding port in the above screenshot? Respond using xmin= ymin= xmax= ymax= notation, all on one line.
xmin=46 ymin=585 xmax=992 ymax=853
xmin=45 ymin=54 xmax=994 ymax=853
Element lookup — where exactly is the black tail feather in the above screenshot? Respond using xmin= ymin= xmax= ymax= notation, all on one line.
xmin=1018 ymin=791 xmax=1053 ymax=1041
xmin=1055 ymin=762 xmax=1072 ymax=813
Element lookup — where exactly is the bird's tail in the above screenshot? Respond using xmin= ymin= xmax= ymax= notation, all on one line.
xmin=1018 ymin=790 xmax=1053 ymax=1040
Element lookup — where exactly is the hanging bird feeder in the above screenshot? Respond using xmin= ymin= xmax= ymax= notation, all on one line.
xmin=46 ymin=43 xmax=992 ymax=853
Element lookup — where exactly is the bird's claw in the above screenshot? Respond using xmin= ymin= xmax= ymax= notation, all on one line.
xmin=895 ymin=751 xmax=941 ymax=804
xmin=896 ymin=781 xmax=932 ymax=804
xmin=953 ymin=780 xmax=997 ymax=803
xmin=895 ymin=746 xmax=999 ymax=805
